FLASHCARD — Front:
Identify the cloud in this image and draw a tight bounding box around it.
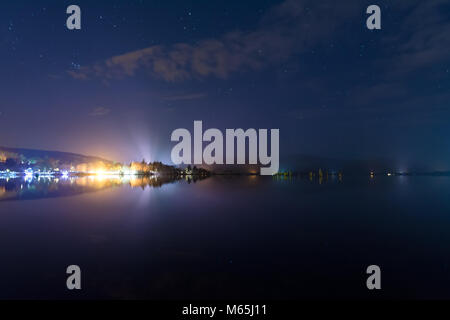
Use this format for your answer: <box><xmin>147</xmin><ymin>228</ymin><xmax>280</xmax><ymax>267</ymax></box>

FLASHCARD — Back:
<box><xmin>345</xmin><ymin>0</ymin><xmax>450</xmax><ymax>110</ymax></box>
<box><xmin>380</xmin><ymin>0</ymin><xmax>450</xmax><ymax>76</ymax></box>
<box><xmin>68</xmin><ymin>0</ymin><xmax>358</xmax><ymax>82</ymax></box>
<box><xmin>162</xmin><ymin>93</ymin><xmax>207</xmax><ymax>101</ymax></box>
<box><xmin>48</xmin><ymin>74</ymin><xmax>63</xmax><ymax>80</ymax></box>
<box><xmin>68</xmin><ymin>0</ymin><xmax>449</xmax><ymax>85</ymax></box>
<box><xmin>89</xmin><ymin>107</ymin><xmax>111</xmax><ymax>117</ymax></box>
<box><xmin>67</xmin><ymin>71</ymin><xmax>88</xmax><ymax>80</ymax></box>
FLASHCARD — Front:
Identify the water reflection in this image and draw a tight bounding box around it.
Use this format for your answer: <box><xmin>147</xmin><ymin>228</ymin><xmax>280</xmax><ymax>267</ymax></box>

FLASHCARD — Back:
<box><xmin>0</xmin><ymin>175</ymin><xmax>208</xmax><ymax>201</ymax></box>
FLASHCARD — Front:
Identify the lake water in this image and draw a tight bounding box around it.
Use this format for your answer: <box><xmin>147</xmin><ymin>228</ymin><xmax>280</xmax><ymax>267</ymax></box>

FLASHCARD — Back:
<box><xmin>1</xmin><ymin>174</ymin><xmax>450</xmax><ymax>299</ymax></box>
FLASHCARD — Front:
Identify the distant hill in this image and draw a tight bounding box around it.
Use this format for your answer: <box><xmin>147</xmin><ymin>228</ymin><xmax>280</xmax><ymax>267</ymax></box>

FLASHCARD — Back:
<box><xmin>0</xmin><ymin>146</ymin><xmax>113</xmax><ymax>166</ymax></box>
<box><xmin>281</xmin><ymin>154</ymin><xmax>435</xmax><ymax>174</ymax></box>
<box><xmin>198</xmin><ymin>163</ymin><xmax>261</xmax><ymax>175</ymax></box>
<box><xmin>198</xmin><ymin>154</ymin><xmax>396</xmax><ymax>174</ymax></box>
<box><xmin>280</xmin><ymin>154</ymin><xmax>393</xmax><ymax>173</ymax></box>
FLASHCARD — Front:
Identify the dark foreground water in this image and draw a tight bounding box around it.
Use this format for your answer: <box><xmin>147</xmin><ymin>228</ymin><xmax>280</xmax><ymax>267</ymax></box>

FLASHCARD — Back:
<box><xmin>1</xmin><ymin>174</ymin><xmax>450</xmax><ymax>299</ymax></box>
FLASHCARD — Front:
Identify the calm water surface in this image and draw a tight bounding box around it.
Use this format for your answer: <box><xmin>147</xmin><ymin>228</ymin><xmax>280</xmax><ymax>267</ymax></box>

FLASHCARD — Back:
<box><xmin>1</xmin><ymin>175</ymin><xmax>450</xmax><ymax>299</ymax></box>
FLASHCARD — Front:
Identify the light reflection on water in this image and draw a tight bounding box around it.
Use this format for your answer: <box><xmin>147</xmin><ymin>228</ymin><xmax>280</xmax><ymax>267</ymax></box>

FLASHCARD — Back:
<box><xmin>1</xmin><ymin>175</ymin><xmax>450</xmax><ymax>299</ymax></box>
<box><xmin>0</xmin><ymin>175</ymin><xmax>207</xmax><ymax>201</ymax></box>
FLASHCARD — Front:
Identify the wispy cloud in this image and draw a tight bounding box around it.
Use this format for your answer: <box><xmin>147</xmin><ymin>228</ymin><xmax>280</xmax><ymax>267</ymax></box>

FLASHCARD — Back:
<box><xmin>67</xmin><ymin>0</ymin><xmax>358</xmax><ymax>82</ymax></box>
<box><xmin>162</xmin><ymin>93</ymin><xmax>207</xmax><ymax>101</ymax></box>
<box><xmin>89</xmin><ymin>107</ymin><xmax>111</xmax><ymax>117</ymax></box>
<box><xmin>68</xmin><ymin>0</ymin><xmax>449</xmax><ymax>87</ymax></box>
<box><xmin>347</xmin><ymin>0</ymin><xmax>450</xmax><ymax>109</ymax></box>
<box><xmin>381</xmin><ymin>0</ymin><xmax>450</xmax><ymax>76</ymax></box>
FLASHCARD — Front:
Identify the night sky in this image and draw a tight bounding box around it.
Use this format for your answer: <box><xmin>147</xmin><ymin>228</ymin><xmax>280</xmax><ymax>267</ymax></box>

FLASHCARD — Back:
<box><xmin>1</xmin><ymin>0</ymin><xmax>449</xmax><ymax>170</ymax></box>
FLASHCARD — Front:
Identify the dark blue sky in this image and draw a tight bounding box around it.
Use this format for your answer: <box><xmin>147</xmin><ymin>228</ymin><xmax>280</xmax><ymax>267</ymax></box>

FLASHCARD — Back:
<box><xmin>1</xmin><ymin>0</ymin><xmax>449</xmax><ymax>170</ymax></box>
